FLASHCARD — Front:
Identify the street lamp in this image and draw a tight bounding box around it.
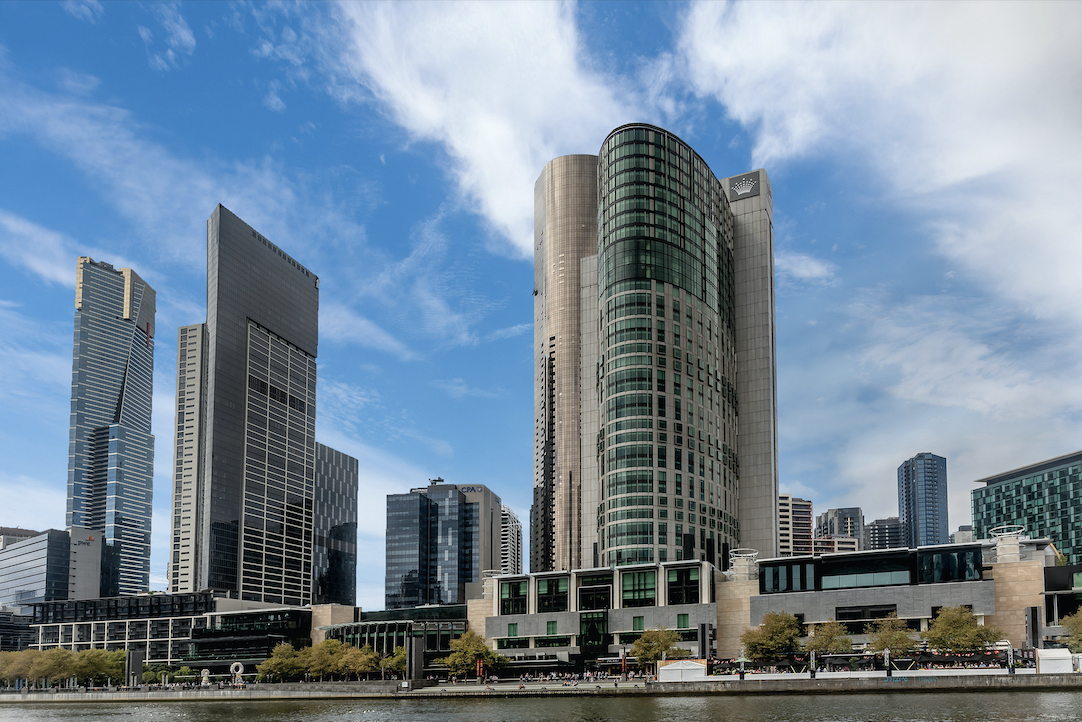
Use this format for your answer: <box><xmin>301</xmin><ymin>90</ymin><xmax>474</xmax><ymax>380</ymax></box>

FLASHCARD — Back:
<box><xmin>620</xmin><ymin>643</ymin><xmax>627</xmax><ymax>680</ymax></box>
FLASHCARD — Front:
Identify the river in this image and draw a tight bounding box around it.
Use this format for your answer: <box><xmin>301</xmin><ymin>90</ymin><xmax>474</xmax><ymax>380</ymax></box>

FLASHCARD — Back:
<box><xmin>2</xmin><ymin>691</ymin><xmax>1082</xmax><ymax>722</ymax></box>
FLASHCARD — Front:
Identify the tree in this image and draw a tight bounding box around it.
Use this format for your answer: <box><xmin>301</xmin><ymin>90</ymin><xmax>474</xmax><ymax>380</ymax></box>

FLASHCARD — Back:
<box><xmin>864</xmin><ymin>613</ymin><xmax>918</xmax><ymax>655</ymax></box>
<box><xmin>256</xmin><ymin>643</ymin><xmax>305</xmax><ymax>682</ymax></box>
<box><xmin>921</xmin><ymin>606</ymin><xmax>1003</xmax><ymax>653</ymax></box>
<box><xmin>741</xmin><ymin>611</ymin><xmax>802</xmax><ymax>661</ymax></box>
<box><xmin>630</xmin><ymin>628</ymin><xmax>689</xmax><ymax>673</ymax></box>
<box><xmin>29</xmin><ymin>648</ymin><xmax>75</xmax><ymax>686</ymax></box>
<box><xmin>336</xmin><ymin>644</ymin><xmax>378</xmax><ymax>680</ymax></box>
<box><xmin>434</xmin><ymin>631</ymin><xmax>506</xmax><ymax>677</ymax></box>
<box><xmin>304</xmin><ymin>640</ymin><xmax>344</xmax><ymax>681</ymax></box>
<box><xmin>1059</xmin><ymin>610</ymin><xmax>1082</xmax><ymax>653</ymax></box>
<box><xmin>380</xmin><ymin>645</ymin><xmax>409</xmax><ymax>679</ymax></box>
<box><xmin>176</xmin><ymin>666</ymin><xmax>195</xmax><ymax>680</ymax></box>
<box><xmin>4</xmin><ymin>650</ymin><xmax>40</xmax><ymax>686</ymax></box>
<box><xmin>73</xmin><ymin>649</ymin><xmax>124</xmax><ymax>686</ymax></box>
<box><xmin>803</xmin><ymin>619</ymin><xmax>852</xmax><ymax>654</ymax></box>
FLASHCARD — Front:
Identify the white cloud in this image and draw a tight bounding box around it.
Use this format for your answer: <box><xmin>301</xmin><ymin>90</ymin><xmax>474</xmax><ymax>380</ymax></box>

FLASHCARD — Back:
<box><xmin>263</xmin><ymin>80</ymin><xmax>287</xmax><ymax>112</ymax></box>
<box><xmin>774</xmin><ymin>251</ymin><xmax>836</xmax><ymax>286</ymax></box>
<box><xmin>486</xmin><ymin>323</ymin><xmax>530</xmax><ymax>342</ymax></box>
<box><xmin>432</xmin><ymin>378</ymin><xmax>498</xmax><ymax>399</ymax></box>
<box><xmin>140</xmin><ymin>3</ymin><xmax>197</xmax><ymax>71</ymax></box>
<box><xmin>0</xmin><ymin>210</ymin><xmax>75</xmax><ymax>286</ymax></box>
<box><xmin>321</xmin><ymin>303</ymin><xmax>414</xmax><ymax>360</ymax></box>
<box><xmin>327</xmin><ymin>2</ymin><xmax>633</xmax><ymax>256</ymax></box>
<box><xmin>0</xmin><ymin>473</ymin><xmax>67</xmax><ymax>533</ymax></box>
<box><xmin>62</xmin><ymin>0</ymin><xmax>103</xmax><ymax>24</ymax></box>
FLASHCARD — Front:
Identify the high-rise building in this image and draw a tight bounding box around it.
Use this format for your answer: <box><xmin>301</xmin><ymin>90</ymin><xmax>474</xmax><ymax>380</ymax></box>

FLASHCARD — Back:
<box><xmin>168</xmin><ymin>205</ymin><xmax>320</xmax><ymax>605</ymax></box>
<box><xmin>313</xmin><ymin>443</ymin><xmax>359</xmax><ymax>606</ymax></box>
<box><xmin>0</xmin><ymin>528</ymin><xmax>101</xmax><ymax>609</ymax></box>
<box><xmin>778</xmin><ymin>494</ymin><xmax>813</xmax><ymax>556</ymax></box>
<box><xmin>531</xmin><ymin>123</ymin><xmax>778</xmax><ymax>572</ymax></box>
<box><xmin>972</xmin><ymin>449</ymin><xmax>1082</xmax><ymax>563</ymax></box>
<box><xmin>950</xmin><ymin>525</ymin><xmax>975</xmax><ymax>544</ymax></box>
<box><xmin>898</xmin><ymin>452</ymin><xmax>949</xmax><ymax>547</ymax></box>
<box><xmin>385</xmin><ymin>479</ymin><xmax>503</xmax><ymax>609</ymax></box>
<box><xmin>815</xmin><ymin>507</ymin><xmax>865</xmax><ymax>550</ymax></box>
<box><xmin>67</xmin><ymin>257</ymin><xmax>155</xmax><ymax>596</ymax></box>
<box><xmin>865</xmin><ymin>516</ymin><xmax>903</xmax><ymax>550</ymax></box>
<box><xmin>500</xmin><ymin>505</ymin><xmax>522</xmax><ymax>574</ymax></box>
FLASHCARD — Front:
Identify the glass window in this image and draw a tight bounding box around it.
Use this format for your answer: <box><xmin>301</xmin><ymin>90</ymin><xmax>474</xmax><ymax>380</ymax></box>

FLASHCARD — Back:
<box><xmin>507</xmin><ymin>623</ymin><xmax>518</xmax><ymax>637</ymax></box>
<box><xmin>500</xmin><ymin>580</ymin><xmax>527</xmax><ymax>615</ymax></box>
<box><xmin>547</xmin><ymin>620</ymin><xmax>558</xmax><ymax>635</ymax></box>
<box><xmin>677</xmin><ymin>613</ymin><xmax>689</xmax><ymax>629</ymax></box>
<box><xmin>633</xmin><ymin>615</ymin><xmax>644</xmax><ymax>632</ymax></box>
<box><xmin>537</xmin><ymin>577</ymin><xmax>569</xmax><ymax>613</ymax></box>
<box><xmin>622</xmin><ymin>570</ymin><xmax>657</xmax><ymax>607</ymax></box>
<box><xmin>667</xmin><ymin>566</ymin><xmax>700</xmax><ymax>604</ymax></box>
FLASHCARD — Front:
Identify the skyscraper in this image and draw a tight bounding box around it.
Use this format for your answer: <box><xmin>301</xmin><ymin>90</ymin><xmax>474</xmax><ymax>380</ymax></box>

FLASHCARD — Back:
<box><xmin>531</xmin><ymin>123</ymin><xmax>779</xmax><ymax>571</ymax></box>
<box><xmin>385</xmin><ymin>479</ymin><xmax>503</xmax><ymax>609</ymax></box>
<box><xmin>864</xmin><ymin>516</ymin><xmax>903</xmax><ymax>550</ymax></box>
<box><xmin>778</xmin><ymin>494</ymin><xmax>813</xmax><ymax>556</ymax></box>
<box><xmin>500</xmin><ymin>505</ymin><xmax>522</xmax><ymax>574</ymax></box>
<box><xmin>815</xmin><ymin>507</ymin><xmax>865</xmax><ymax>550</ymax></box>
<box><xmin>313</xmin><ymin>443</ymin><xmax>359</xmax><ymax>606</ymax></box>
<box><xmin>898</xmin><ymin>452</ymin><xmax>949</xmax><ymax>547</ymax></box>
<box><xmin>170</xmin><ymin>205</ymin><xmax>320</xmax><ymax>605</ymax></box>
<box><xmin>67</xmin><ymin>257</ymin><xmax>155</xmax><ymax>596</ymax></box>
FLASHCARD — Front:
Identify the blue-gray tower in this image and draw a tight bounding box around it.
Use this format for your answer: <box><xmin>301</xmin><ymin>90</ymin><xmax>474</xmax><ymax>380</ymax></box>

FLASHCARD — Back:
<box><xmin>67</xmin><ymin>257</ymin><xmax>156</xmax><ymax>596</ymax></box>
<box><xmin>897</xmin><ymin>452</ymin><xmax>948</xmax><ymax>547</ymax></box>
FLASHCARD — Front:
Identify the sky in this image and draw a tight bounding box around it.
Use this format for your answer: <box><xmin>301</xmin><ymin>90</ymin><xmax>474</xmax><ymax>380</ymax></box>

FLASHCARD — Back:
<box><xmin>1</xmin><ymin>1</ymin><xmax>1081</xmax><ymax>611</ymax></box>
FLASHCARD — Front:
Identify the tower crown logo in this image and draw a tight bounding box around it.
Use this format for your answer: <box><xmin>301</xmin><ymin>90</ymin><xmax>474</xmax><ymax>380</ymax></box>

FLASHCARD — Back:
<box><xmin>732</xmin><ymin>177</ymin><xmax>758</xmax><ymax>196</ymax></box>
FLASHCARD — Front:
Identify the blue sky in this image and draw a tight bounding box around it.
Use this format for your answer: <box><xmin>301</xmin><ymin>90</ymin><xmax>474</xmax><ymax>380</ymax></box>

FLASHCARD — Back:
<box><xmin>1</xmin><ymin>1</ymin><xmax>1080</xmax><ymax>610</ymax></box>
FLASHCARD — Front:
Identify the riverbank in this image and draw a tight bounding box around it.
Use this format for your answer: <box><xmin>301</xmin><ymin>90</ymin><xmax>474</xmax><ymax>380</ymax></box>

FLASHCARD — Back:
<box><xmin>4</xmin><ymin>672</ymin><xmax>1082</xmax><ymax>703</ymax></box>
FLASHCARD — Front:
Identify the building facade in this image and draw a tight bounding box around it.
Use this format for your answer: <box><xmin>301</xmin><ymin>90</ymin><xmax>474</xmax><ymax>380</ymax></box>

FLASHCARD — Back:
<box><xmin>815</xmin><ymin>507</ymin><xmax>864</xmax><ymax>550</ymax></box>
<box><xmin>0</xmin><ymin>528</ymin><xmax>101</xmax><ymax>610</ymax></box>
<box><xmin>67</xmin><ymin>257</ymin><xmax>156</xmax><ymax>596</ymax></box>
<box><xmin>532</xmin><ymin>124</ymin><xmax>778</xmax><ymax>573</ymax></box>
<box><xmin>864</xmin><ymin>516</ymin><xmax>903</xmax><ymax>550</ymax></box>
<box><xmin>501</xmin><ymin>506</ymin><xmax>523</xmax><ymax>574</ymax></box>
<box><xmin>169</xmin><ymin>205</ymin><xmax>320</xmax><ymax>605</ymax></box>
<box><xmin>312</xmin><ymin>443</ymin><xmax>359</xmax><ymax>606</ymax></box>
<box><xmin>778</xmin><ymin>494</ymin><xmax>813</xmax><ymax>556</ymax></box>
<box><xmin>972</xmin><ymin>449</ymin><xmax>1082</xmax><ymax>563</ymax></box>
<box><xmin>898</xmin><ymin>452</ymin><xmax>949</xmax><ymax>547</ymax></box>
<box><xmin>385</xmin><ymin>480</ymin><xmax>503</xmax><ymax>609</ymax></box>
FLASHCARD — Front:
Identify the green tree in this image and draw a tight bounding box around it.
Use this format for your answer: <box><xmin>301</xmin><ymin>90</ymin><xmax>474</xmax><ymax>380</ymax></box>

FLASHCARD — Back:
<box><xmin>380</xmin><ymin>645</ymin><xmax>409</xmax><ymax>679</ymax></box>
<box><xmin>304</xmin><ymin>639</ymin><xmax>344</xmax><ymax>680</ymax></box>
<box><xmin>1059</xmin><ymin>610</ymin><xmax>1082</xmax><ymax>653</ymax></box>
<box><xmin>921</xmin><ymin>606</ymin><xmax>1003</xmax><ymax>653</ymax></box>
<box><xmin>256</xmin><ymin>642</ymin><xmax>305</xmax><ymax>682</ymax></box>
<box><xmin>864</xmin><ymin>613</ymin><xmax>918</xmax><ymax>655</ymax></box>
<box><xmin>29</xmin><ymin>648</ymin><xmax>75</xmax><ymax>687</ymax></box>
<box><xmin>434</xmin><ymin>631</ymin><xmax>506</xmax><ymax>677</ymax></box>
<box><xmin>741</xmin><ymin>611</ymin><xmax>802</xmax><ymax>661</ymax></box>
<box><xmin>176</xmin><ymin>665</ymin><xmax>195</xmax><ymax>680</ymax></box>
<box><xmin>629</xmin><ymin>628</ymin><xmax>689</xmax><ymax>672</ymax></box>
<box><xmin>337</xmin><ymin>644</ymin><xmax>378</xmax><ymax>680</ymax></box>
<box><xmin>73</xmin><ymin>649</ymin><xmax>124</xmax><ymax>686</ymax></box>
<box><xmin>5</xmin><ymin>650</ymin><xmax>40</xmax><ymax>686</ymax></box>
<box><xmin>803</xmin><ymin>619</ymin><xmax>853</xmax><ymax>654</ymax></box>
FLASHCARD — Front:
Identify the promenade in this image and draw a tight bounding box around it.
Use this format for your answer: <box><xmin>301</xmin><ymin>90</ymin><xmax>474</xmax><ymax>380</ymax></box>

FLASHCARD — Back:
<box><xmin>4</xmin><ymin>669</ymin><xmax>1082</xmax><ymax>703</ymax></box>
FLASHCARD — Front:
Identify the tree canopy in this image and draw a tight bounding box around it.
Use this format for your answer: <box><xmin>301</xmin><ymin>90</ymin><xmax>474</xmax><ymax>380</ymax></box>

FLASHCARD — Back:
<box><xmin>864</xmin><ymin>613</ymin><xmax>919</xmax><ymax>655</ymax></box>
<box><xmin>435</xmin><ymin>631</ymin><xmax>507</xmax><ymax>676</ymax></box>
<box><xmin>921</xmin><ymin>606</ymin><xmax>1002</xmax><ymax>653</ymax></box>
<box><xmin>741</xmin><ymin>611</ymin><xmax>803</xmax><ymax>661</ymax></box>
<box><xmin>803</xmin><ymin>619</ymin><xmax>852</xmax><ymax>654</ymax></box>
<box><xmin>1058</xmin><ymin>610</ymin><xmax>1082</xmax><ymax>653</ymax></box>
<box><xmin>629</xmin><ymin>628</ymin><xmax>690</xmax><ymax>669</ymax></box>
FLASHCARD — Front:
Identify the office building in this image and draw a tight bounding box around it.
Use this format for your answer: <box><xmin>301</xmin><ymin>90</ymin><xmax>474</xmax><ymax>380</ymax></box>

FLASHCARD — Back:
<box><xmin>169</xmin><ymin>205</ymin><xmax>320</xmax><ymax>605</ymax></box>
<box><xmin>898</xmin><ymin>452</ymin><xmax>949</xmax><ymax>547</ymax></box>
<box><xmin>312</xmin><ymin>443</ymin><xmax>359</xmax><ymax>606</ymax></box>
<box><xmin>67</xmin><ymin>257</ymin><xmax>155</xmax><ymax>596</ymax></box>
<box><xmin>501</xmin><ymin>506</ymin><xmax>522</xmax><ymax>574</ymax></box>
<box><xmin>812</xmin><ymin>536</ymin><xmax>859</xmax><ymax>554</ymax></box>
<box><xmin>815</xmin><ymin>507</ymin><xmax>864</xmax><ymax>550</ymax></box>
<box><xmin>0</xmin><ymin>528</ymin><xmax>39</xmax><ymax>551</ymax></box>
<box><xmin>778</xmin><ymin>494</ymin><xmax>813</xmax><ymax>556</ymax></box>
<box><xmin>972</xmin><ymin>449</ymin><xmax>1082</xmax><ymax>563</ymax></box>
<box><xmin>532</xmin><ymin>123</ymin><xmax>779</xmax><ymax>573</ymax></box>
<box><xmin>865</xmin><ymin>516</ymin><xmax>903</xmax><ymax>550</ymax></box>
<box><xmin>951</xmin><ymin>525</ymin><xmax>975</xmax><ymax>544</ymax></box>
<box><xmin>385</xmin><ymin>479</ymin><xmax>503</xmax><ymax>609</ymax></box>
<box><xmin>0</xmin><ymin>528</ymin><xmax>101</xmax><ymax>610</ymax></box>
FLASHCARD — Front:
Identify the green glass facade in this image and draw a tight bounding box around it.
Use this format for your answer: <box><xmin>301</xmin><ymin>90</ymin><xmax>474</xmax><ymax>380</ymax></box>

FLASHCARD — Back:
<box><xmin>972</xmin><ymin>450</ymin><xmax>1082</xmax><ymax>563</ymax></box>
<box><xmin>595</xmin><ymin>124</ymin><xmax>740</xmax><ymax>566</ymax></box>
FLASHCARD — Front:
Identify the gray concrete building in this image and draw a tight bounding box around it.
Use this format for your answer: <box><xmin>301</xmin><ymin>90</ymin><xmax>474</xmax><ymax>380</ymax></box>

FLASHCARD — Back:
<box><xmin>67</xmin><ymin>257</ymin><xmax>156</xmax><ymax>596</ymax></box>
<box><xmin>816</xmin><ymin>507</ymin><xmax>865</xmax><ymax>551</ymax></box>
<box><xmin>865</xmin><ymin>516</ymin><xmax>903</xmax><ymax>550</ymax></box>
<box><xmin>532</xmin><ymin>124</ymin><xmax>779</xmax><ymax>574</ymax></box>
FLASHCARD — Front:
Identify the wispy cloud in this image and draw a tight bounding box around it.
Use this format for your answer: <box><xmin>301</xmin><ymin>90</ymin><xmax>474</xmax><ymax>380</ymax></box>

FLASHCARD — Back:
<box><xmin>486</xmin><ymin>323</ymin><xmax>530</xmax><ymax>342</ymax></box>
<box><xmin>432</xmin><ymin>378</ymin><xmax>499</xmax><ymax>399</ymax></box>
<box><xmin>62</xmin><ymin>0</ymin><xmax>103</xmax><ymax>24</ymax></box>
<box><xmin>139</xmin><ymin>3</ymin><xmax>197</xmax><ymax>72</ymax></box>
<box><xmin>321</xmin><ymin>303</ymin><xmax>415</xmax><ymax>360</ymax></box>
<box><xmin>0</xmin><ymin>210</ymin><xmax>76</xmax><ymax>286</ymax></box>
<box><xmin>774</xmin><ymin>251</ymin><xmax>836</xmax><ymax>287</ymax></box>
<box><xmin>0</xmin><ymin>473</ymin><xmax>67</xmax><ymax>533</ymax></box>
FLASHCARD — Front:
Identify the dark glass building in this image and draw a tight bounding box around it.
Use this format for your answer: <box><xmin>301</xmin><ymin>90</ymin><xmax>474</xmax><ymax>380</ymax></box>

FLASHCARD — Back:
<box><xmin>898</xmin><ymin>452</ymin><xmax>949</xmax><ymax>547</ymax></box>
<box><xmin>385</xmin><ymin>480</ymin><xmax>502</xmax><ymax>609</ymax></box>
<box><xmin>864</xmin><ymin>516</ymin><xmax>903</xmax><ymax>550</ymax></box>
<box><xmin>171</xmin><ymin>205</ymin><xmax>320</xmax><ymax>605</ymax></box>
<box><xmin>313</xmin><ymin>443</ymin><xmax>358</xmax><ymax>606</ymax></box>
<box><xmin>67</xmin><ymin>257</ymin><xmax>155</xmax><ymax>596</ymax></box>
<box><xmin>972</xmin><ymin>449</ymin><xmax>1082</xmax><ymax>563</ymax></box>
<box><xmin>0</xmin><ymin>530</ymin><xmax>71</xmax><ymax>608</ymax></box>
